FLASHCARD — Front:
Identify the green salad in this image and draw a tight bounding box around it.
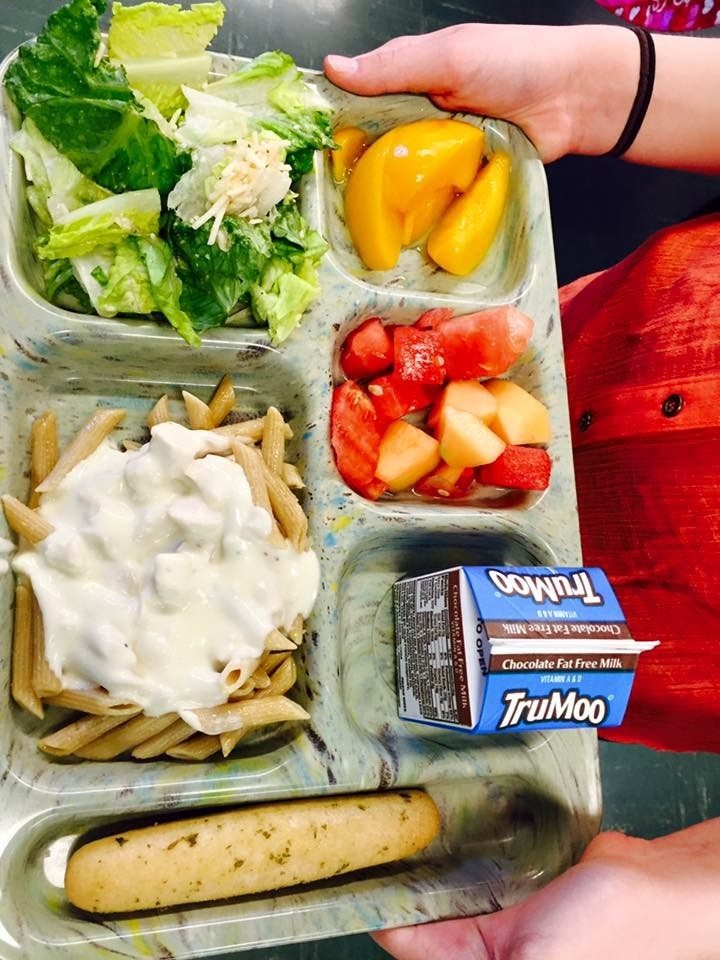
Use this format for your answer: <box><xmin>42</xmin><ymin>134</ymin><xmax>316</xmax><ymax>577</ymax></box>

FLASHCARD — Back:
<box><xmin>4</xmin><ymin>0</ymin><xmax>334</xmax><ymax>346</ymax></box>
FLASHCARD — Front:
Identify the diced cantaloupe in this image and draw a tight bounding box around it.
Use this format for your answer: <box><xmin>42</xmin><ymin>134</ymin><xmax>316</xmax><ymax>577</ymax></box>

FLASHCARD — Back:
<box><xmin>438</xmin><ymin>406</ymin><xmax>506</xmax><ymax>468</ymax></box>
<box><xmin>414</xmin><ymin>461</ymin><xmax>475</xmax><ymax>499</ymax></box>
<box><xmin>375</xmin><ymin>420</ymin><xmax>441</xmax><ymax>492</ymax></box>
<box><xmin>427</xmin><ymin>380</ymin><xmax>498</xmax><ymax>430</ymax></box>
<box><xmin>484</xmin><ymin>379</ymin><xmax>552</xmax><ymax>445</ymax></box>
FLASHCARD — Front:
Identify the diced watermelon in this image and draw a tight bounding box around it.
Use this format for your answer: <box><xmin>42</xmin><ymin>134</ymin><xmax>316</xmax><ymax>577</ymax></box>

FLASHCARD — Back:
<box><xmin>414</xmin><ymin>462</ymin><xmax>475</xmax><ymax>499</ymax></box>
<box><xmin>355</xmin><ymin>477</ymin><xmax>388</xmax><ymax>500</ymax></box>
<box><xmin>435</xmin><ymin>305</ymin><xmax>534</xmax><ymax>379</ymax></box>
<box><xmin>475</xmin><ymin>445</ymin><xmax>551</xmax><ymax>491</ymax></box>
<box><xmin>393</xmin><ymin>326</ymin><xmax>446</xmax><ymax>384</ymax></box>
<box><xmin>415</xmin><ymin>307</ymin><xmax>454</xmax><ymax>330</ymax></box>
<box><xmin>340</xmin><ymin>317</ymin><xmax>394</xmax><ymax>380</ymax></box>
<box><xmin>330</xmin><ymin>382</ymin><xmax>383</xmax><ymax>492</ymax></box>
<box><xmin>367</xmin><ymin>374</ymin><xmax>439</xmax><ymax>421</ymax></box>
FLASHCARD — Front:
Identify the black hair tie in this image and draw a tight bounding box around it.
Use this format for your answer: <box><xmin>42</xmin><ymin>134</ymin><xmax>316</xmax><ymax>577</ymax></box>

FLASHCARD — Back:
<box><xmin>606</xmin><ymin>27</ymin><xmax>656</xmax><ymax>158</ymax></box>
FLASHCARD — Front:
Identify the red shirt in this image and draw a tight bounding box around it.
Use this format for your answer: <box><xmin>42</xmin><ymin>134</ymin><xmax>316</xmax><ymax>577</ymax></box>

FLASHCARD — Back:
<box><xmin>594</xmin><ymin>1</ymin><xmax>720</xmax><ymax>31</ymax></box>
<box><xmin>561</xmin><ymin>214</ymin><xmax>720</xmax><ymax>753</ymax></box>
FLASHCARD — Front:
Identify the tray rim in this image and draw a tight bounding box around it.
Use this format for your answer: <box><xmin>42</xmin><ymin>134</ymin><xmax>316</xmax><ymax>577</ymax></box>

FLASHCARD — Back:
<box><xmin>0</xmin><ymin>35</ymin><xmax>600</xmax><ymax>960</ymax></box>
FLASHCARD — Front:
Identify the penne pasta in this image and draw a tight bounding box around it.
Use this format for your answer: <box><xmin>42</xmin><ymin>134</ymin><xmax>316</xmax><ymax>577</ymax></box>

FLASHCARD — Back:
<box><xmin>249</xmin><ymin>667</ymin><xmax>271</xmax><ymax>690</ymax></box>
<box><xmin>208</xmin><ymin>375</ymin><xmax>236</xmax><ymax>427</ymax></box>
<box><xmin>259</xmin><ymin>651</ymin><xmax>292</xmax><ymax>675</ymax></box>
<box><xmin>182</xmin><ymin>390</ymin><xmax>214</xmax><ymax>430</ymax></box>
<box><xmin>214</xmin><ymin>417</ymin><xmax>293</xmax><ymax>442</ymax></box>
<box><xmin>288</xmin><ymin>614</ymin><xmax>305</xmax><ymax>644</ymax></box>
<box><xmin>232</xmin><ymin>440</ymin><xmax>273</xmax><ymax>516</ymax></box>
<box><xmin>2</xmin><ymin>495</ymin><xmax>54</xmax><ymax>544</ymax></box>
<box><xmin>45</xmin><ymin>689</ymin><xmax>140</xmax><ymax>716</ymax></box>
<box><xmin>219</xmin><ymin>659</ymin><xmax>298</xmax><ymax>756</ymax></box>
<box><xmin>9</xmin><ymin>376</ymin><xmax>315</xmax><ymax>765</ymax></box>
<box><xmin>11</xmin><ymin>580</ymin><xmax>43</xmax><ymax>718</ymax></box>
<box><xmin>132</xmin><ymin>718</ymin><xmax>196</xmax><ymax>759</ymax></box>
<box><xmin>188</xmin><ymin>695</ymin><xmax>309</xmax><ymax>736</ymax></box>
<box><xmin>213</xmin><ymin>419</ymin><xmax>265</xmax><ymax>442</ymax></box>
<box><xmin>229</xmin><ymin>682</ymin><xmax>255</xmax><ymax>701</ymax></box>
<box><xmin>260</xmin><ymin>462</ymin><xmax>309</xmax><ymax>551</ymax></box>
<box><xmin>31</xmin><ymin>593</ymin><xmax>62</xmax><ymax>698</ymax></box>
<box><xmin>265</xmin><ymin>628</ymin><xmax>297</xmax><ymax>652</ymax></box>
<box><xmin>261</xmin><ymin>406</ymin><xmax>286</xmax><ymax>474</ymax></box>
<box><xmin>166</xmin><ymin>734</ymin><xmax>221</xmax><ymax>761</ymax></box>
<box><xmin>36</xmin><ymin>409</ymin><xmax>126</xmax><ymax>493</ymax></box>
<box><xmin>147</xmin><ymin>394</ymin><xmax>170</xmax><ymax>428</ymax></box>
<box><xmin>261</xmin><ymin>656</ymin><xmax>297</xmax><ymax>699</ymax></box>
<box><xmin>74</xmin><ymin>714</ymin><xmax>178</xmax><ymax>760</ymax></box>
<box><xmin>39</xmin><ymin>713</ymin><xmax>140</xmax><ymax>757</ymax></box>
<box><xmin>281</xmin><ymin>462</ymin><xmax>304</xmax><ymax>489</ymax></box>
<box><xmin>219</xmin><ymin>726</ymin><xmax>249</xmax><ymax>757</ymax></box>
<box><xmin>29</xmin><ymin>410</ymin><xmax>58</xmax><ymax>508</ymax></box>
<box><xmin>232</xmin><ymin>441</ymin><xmax>285</xmax><ymax>546</ymax></box>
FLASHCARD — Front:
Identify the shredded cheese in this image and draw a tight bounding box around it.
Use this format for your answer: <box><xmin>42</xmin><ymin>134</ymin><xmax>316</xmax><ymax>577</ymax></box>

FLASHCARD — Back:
<box><xmin>191</xmin><ymin>132</ymin><xmax>292</xmax><ymax>245</ymax></box>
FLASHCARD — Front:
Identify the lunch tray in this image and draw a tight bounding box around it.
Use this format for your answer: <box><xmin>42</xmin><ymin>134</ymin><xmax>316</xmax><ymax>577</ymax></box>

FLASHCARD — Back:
<box><xmin>0</xmin><ymin>51</ymin><xmax>601</xmax><ymax>959</ymax></box>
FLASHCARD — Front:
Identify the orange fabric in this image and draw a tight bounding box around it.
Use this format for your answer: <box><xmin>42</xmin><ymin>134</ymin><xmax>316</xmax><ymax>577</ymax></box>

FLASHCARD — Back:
<box><xmin>561</xmin><ymin>214</ymin><xmax>720</xmax><ymax>753</ymax></box>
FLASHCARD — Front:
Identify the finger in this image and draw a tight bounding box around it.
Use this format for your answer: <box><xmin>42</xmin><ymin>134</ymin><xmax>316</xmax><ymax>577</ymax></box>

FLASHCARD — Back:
<box><xmin>371</xmin><ymin>915</ymin><xmax>495</xmax><ymax>960</ymax></box>
<box><xmin>580</xmin><ymin>830</ymin><xmax>648</xmax><ymax>865</ymax></box>
<box><xmin>324</xmin><ymin>31</ymin><xmax>456</xmax><ymax>96</ymax></box>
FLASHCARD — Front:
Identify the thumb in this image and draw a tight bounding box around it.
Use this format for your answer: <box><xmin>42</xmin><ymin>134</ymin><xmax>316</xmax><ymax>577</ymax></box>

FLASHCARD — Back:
<box><xmin>324</xmin><ymin>33</ymin><xmax>453</xmax><ymax>96</ymax></box>
<box><xmin>371</xmin><ymin>913</ymin><xmax>499</xmax><ymax>960</ymax></box>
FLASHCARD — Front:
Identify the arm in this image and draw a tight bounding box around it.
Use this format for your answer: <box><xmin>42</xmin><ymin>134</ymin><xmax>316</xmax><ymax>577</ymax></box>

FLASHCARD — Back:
<box><xmin>374</xmin><ymin>819</ymin><xmax>720</xmax><ymax>960</ymax></box>
<box><xmin>324</xmin><ymin>25</ymin><xmax>720</xmax><ymax>172</ymax></box>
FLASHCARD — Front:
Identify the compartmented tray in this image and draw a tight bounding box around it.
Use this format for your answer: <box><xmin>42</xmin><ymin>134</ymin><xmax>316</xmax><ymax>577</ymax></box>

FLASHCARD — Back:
<box><xmin>0</xmin><ymin>49</ymin><xmax>601</xmax><ymax>960</ymax></box>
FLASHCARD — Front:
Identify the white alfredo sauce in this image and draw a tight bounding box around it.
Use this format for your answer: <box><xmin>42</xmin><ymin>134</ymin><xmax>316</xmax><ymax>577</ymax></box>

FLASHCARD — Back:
<box><xmin>12</xmin><ymin>422</ymin><xmax>319</xmax><ymax>718</ymax></box>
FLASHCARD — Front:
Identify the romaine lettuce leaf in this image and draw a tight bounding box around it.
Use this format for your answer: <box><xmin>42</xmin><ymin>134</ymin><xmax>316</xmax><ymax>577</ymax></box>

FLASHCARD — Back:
<box><xmin>36</xmin><ymin>189</ymin><xmax>161</xmax><ymax>260</ymax></box>
<box><xmin>250</xmin><ymin>256</ymin><xmax>320</xmax><ymax>345</ymax></box>
<box><xmin>258</xmin><ymin>112</ymin><xmax>334</xmax><ymax>179</ymax></box>
<box><xmin>91</xmin><ymin>236</ymin><xmax>199</xmax><ymax>346</ymax></box>
<box><xmin>205</xmin><ymin>51</ymin><xmax>334</xmax><ymax>179</ymax></box>
<box><xmin>4</xmin><ymin>0</ymin><xmax>189</xmax><ymax>193</ymax></box>
<box><xmin>107</xmin><ymin>1</ymin><xmax>225</xmax><ymax>117</ymax></box>
<box><xmin>270</xmin><ymin>201</ymin><xmax>328</xmax><ymax>265</ymax></box>
<box><xmin>42</xmin><ymin>259</ymin><xmax>93</xmax><ymax>312</ymax></box>
<box><xmin>248</xmin><ymin>203</ymin><xmax>325</xmax><ymax>342</ymax></box>
<box><xmin>11</xmin><ymin>119</ymin><xmax>111</xmax><ymax>226</ymax></box>
<box><xmin>177</xmin><ymin>88</ymin><xmax>249</xmax><ymax>148</ymax></box>
<box><xmin>108</xmin><ymin>1</ymin><xmax>225</xmax><ymax>58</ymax></box>
<box><xmin>168</xmin><ymin>213</ymin><xmax>273</xmax><ymax>331</ymax></box>
<box><xmin>136</xmin><ymin>236</ymin><xmax>201</xmax><ymax>346</ymax></box>
<box><xmin>206</xmin><ymin>51</ymin><xmax>295</xmax><ymax>106</ymax></box>
<box><xmin>96</xmin><ymin>238</ymin><xmax>157</xmax><ymax>316</ymax></box>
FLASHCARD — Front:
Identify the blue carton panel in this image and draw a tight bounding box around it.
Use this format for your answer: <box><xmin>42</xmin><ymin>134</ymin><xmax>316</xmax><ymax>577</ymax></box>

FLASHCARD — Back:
<box><xmin>477</xmin><ymin>671</ymin><xmax>636</xmax><ymax>733</ymax></box>
<box><xmin>464</xmin><ymin>566</ymin><xmax>625</xmax><ymax>623</ymax></box>
<box><xmin>394</xmin><ymin>565</ymin><xmax>653</xmax><ymax>735</ymax></box>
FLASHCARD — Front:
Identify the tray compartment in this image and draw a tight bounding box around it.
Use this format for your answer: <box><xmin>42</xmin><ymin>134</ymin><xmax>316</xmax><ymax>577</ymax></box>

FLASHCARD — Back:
<box><xmin>338</xmin><ymin>526</ymin><xmax>555</xmax><ymax>741</ymax></box>
<box><xmin>329</xmin><ymin>300</ymin><xmax>560</xmax><ymax>509</ymax></box>
<box><xmin>0</xmin><ymin>769</ymin><xmax>599</xmax><ymax>959</ymax></box>
<box><xmin>317</xmin><ymin>90</ymin><xmax>535</xmax><ymax>304</ymax></box>
<box><xmin>0</xmin><ymin>335</ymin><xmax>322</xmax><ymax>787</ymax></box>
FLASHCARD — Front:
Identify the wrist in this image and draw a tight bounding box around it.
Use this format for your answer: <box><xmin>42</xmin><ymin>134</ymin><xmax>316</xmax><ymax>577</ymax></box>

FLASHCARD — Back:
<box><xmin>564</xmin><ymin>25</ymin><xmax>641</xmax><ymax>156</ymax></box>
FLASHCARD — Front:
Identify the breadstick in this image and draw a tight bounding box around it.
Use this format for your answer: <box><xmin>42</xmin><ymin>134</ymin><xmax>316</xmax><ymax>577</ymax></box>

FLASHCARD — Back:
<box><xmin>65</xmin><ymin>791</ymin><xmax>441</xmax><ymax>912</ymax></box>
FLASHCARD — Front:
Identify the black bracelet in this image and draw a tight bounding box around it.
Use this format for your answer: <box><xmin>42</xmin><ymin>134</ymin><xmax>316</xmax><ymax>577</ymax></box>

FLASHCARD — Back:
<box><xmin>606</xmin><ymin>27</ymin><xmax>656</xmax><ymax>158</ymax></box>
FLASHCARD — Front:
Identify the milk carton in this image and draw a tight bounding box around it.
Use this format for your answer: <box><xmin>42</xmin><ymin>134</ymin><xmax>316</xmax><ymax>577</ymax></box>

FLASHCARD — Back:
<box><xmin>393</xmin><ymin>566</ymin><xmax>657</xmax><ymax>734</ymax></box>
